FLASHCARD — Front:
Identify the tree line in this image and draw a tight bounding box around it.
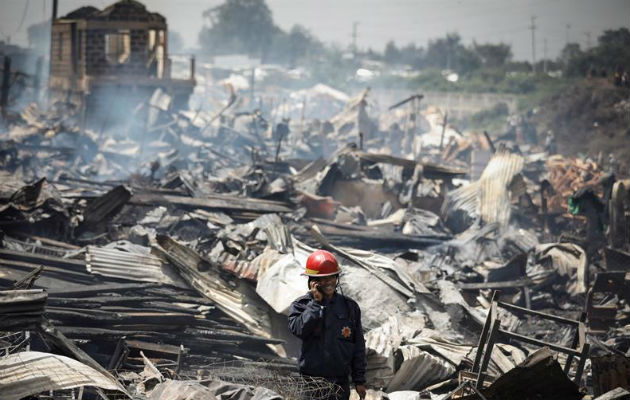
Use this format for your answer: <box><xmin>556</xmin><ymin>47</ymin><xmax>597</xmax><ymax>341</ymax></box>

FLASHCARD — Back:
<box><xmin>197</xmin><ymin>0</ymin><xmax>629</xmax><ymax>79</ymax></box>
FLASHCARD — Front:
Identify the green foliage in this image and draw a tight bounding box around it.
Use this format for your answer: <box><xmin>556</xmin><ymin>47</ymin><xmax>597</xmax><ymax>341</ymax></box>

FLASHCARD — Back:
<box><xmin>198</xmin><ymin>0</ymin><xmax>326</xmax><ymax>66</ymax></box>
<box><xmin>194</xmin><ymin>0</ymin><xmax>627</xmax><ymax>107</ymax></box>
<box><xmin>561</xmin><ymin>28</ymin><xmax>630</xmax><ymax>77</ymax></box>
<box><xmin>594</xmin><ymin>28</ymin><xmax>630</xmax><ymax>70</ymax></box>
<box><xmin>473</xmin><ymin>42</ymin><xmax>512</xmax><ymax>68</ymax></box>
<box><xmin>424</xmin><ymin>33</ymin><xmax>481</xmax><ymax>74</ymax></box>
<box><xmin>198</xmin><ymin>0</ymin><xmax>277</xmax><ymax>58</ymax></box>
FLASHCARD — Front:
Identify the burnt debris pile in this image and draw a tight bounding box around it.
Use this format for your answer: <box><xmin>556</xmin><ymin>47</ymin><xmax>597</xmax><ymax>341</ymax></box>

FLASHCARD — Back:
<box><xmin>0</xmin><ymin>80</ymin><xmax>629</xmax><ymax>400</ymax></box>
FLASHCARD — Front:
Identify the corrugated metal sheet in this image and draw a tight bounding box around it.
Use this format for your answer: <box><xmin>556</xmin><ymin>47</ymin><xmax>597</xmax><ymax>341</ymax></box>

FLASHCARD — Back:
<box><xmin>155</xmin><ymin>235</ymin><xmax>273</xmax><ymax>342</ymax></box>
<box><xmin>85</xmin><ymin>246</ymin><xmax>182</xmax><ymax>286</ymax></box>
<box><xmin>148</xmin><ymin>380</ymin><xmax>217</xmax><ymax>400</ymax></box>
<box><xmin>447</xmin><ymin>148</ymin><xmax>524</xmax><ymax>226</ymax></box>
<box><xmin>386</xmin><ymin>345</ymin><xmax>456</xmax><ymax>391</ymax></box>
<box><xmin>221</xmin><ymin>258</ymin><xmax>260</xmax><ymax>281</ymax></box>
<box><xmin>0</xmin><ymin>351</ymin><xmax>124</xmax><ymax>400</ymax></box>
<box><xmin>365</xmin><ymin>317</ymin><xmax>403</xmax><ymax>389</ymax></box>
<box><xmin>0</xmin><ymin>289</ymin><xmax>47</xmax><ymax>331</ymax></box>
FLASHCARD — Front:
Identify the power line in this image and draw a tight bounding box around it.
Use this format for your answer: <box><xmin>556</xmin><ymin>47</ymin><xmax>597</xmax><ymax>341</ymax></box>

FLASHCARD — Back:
<box><xmin>0</xmin><ymin>0</ymin><xmax>31</xmax><ymax>43</ymax></box>
<box><xmin>15</xmin><ymin>0</ymin><xmax>31</xmax><ymax>35</ymax></box>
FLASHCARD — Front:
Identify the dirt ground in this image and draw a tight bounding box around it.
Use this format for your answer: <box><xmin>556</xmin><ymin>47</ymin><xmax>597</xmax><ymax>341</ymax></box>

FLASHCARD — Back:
<box><xmin>532</xmin><ymin>79</ymin><xmax>630</xmax><ymax>176</ymax></box>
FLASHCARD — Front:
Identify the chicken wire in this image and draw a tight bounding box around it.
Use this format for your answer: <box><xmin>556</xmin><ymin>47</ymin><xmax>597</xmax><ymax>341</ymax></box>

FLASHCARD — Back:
<box><xmin>184</xmin><ymin>360</ymin><xmax>341</xmax><ymax>400</ymax></box>
<box><xmin>0</xmin><ymin>331</ymin><xmax>31</xmax><ymax>356</ymax></box>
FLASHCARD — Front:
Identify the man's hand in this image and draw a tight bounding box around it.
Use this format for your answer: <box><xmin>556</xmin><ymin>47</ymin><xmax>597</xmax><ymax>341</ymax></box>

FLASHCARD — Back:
<box><xmin>355</xmin><ymin>384</ymin><xmax>367</xmax><ymax>400</ymax></box>
<box><xmin>309</xmin><ymin>280</ymin><xmax>323</xmax><ymax>302</ymax></box>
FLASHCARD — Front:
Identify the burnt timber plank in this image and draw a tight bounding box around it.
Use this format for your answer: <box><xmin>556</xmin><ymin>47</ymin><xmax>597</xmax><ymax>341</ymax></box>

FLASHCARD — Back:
<box><xmin>130</xmin><ymin>193</ymin><xmax>292</xmax><ymax>213</ymax></box>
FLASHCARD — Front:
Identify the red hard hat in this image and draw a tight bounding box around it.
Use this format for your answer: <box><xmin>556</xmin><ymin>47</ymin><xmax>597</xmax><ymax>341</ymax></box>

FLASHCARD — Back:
<box><xmin>303</xmin><ymin>250</ymin><xmax>340</xmax><ymax>277</ymax></box>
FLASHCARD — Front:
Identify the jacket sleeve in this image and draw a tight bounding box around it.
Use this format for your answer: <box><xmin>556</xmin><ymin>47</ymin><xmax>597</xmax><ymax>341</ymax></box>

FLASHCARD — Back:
<box><xmin>351</xmin><ymin>303</ymin><xmax>367</xmax><ymax>385</ymax></box>
<box><xmin>288</xmin><ymin>297</ymin><xmax>324</xmax><ymax>339</ymax></box>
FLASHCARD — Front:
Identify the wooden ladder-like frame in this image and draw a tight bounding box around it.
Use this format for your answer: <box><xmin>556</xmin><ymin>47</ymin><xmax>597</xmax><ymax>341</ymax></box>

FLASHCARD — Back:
<box><xmin>471</xmin><ymin>290</ymin><xmax>589</xmax><ymax>389</ymax></box>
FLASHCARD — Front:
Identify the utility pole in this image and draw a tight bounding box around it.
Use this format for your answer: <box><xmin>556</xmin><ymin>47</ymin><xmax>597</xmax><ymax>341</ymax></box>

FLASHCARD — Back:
<box><xmin>34</xmin><ymin>56</ymin><xmax>43</xmax><ymax>104</ymax></box>
<box><xmin>47</xmin><ymin>0</ymin><xmax>59</xmax><ymax>109</ymax></box>
<box><xmin>543</xmin><ymin>38</ymin><xmax>548</xmax><ymax>74</ymax></box>
<box><xmin>439</xmin><ymin>112</ymin><xmax>448</xmax><ymax>152</ymax></box>
<box><xmin>565</xmin><ymin>23</ymin><xmax>571</xmax><ymax>45</ymax></box>
<box><xmin>351</xmin><ymin>21</ymin><xmax>359</xmax><ymax>57</ymax></box>
<box><xmin>250</xmin><ymin>66</ymin><xmax>255</xmax><ymax>106</ymax></box>
<box><xmin>1</xmin><ymin>56</ymin><xmax>11</xmax><ymax>120</ymax></box>
<box><xmin>529</xmin><ymin>16</ymin><xmax>537</xmax><ymax>73</ymax></box>
<box><xmin>583</xmin><ymin>31</ymin><xmax>592</xmax><ymax>49</ymax></box>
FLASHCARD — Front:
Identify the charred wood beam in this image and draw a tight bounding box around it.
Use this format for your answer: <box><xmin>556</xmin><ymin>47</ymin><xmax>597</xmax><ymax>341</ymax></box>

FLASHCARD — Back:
<box><xmin>388</xmin><ymin>94</ymin><xmax>423</xmax><ymax>110</ymax></box>
<box><xmin>308</xmin><ymin>218</ymin><xmax>449</xmax><ymax>249</ymax></box>
<box><xmin>58</xmin><ymin>326</ymin><xmax>174</xmax><ymax>340</ymax></box>
<box><xmin>47</xmin><ymin>295</ymin><xmax>164</xmax><ymax>307</ymax></box>
<box><xmin>497</xmin><ymin>300</ymin><xmax>581</xmax><ymax>326</ymax></box>
<box><xmin>130</xmin><ymin>193</ymin><xmax>292</xmax><ymax>213</ymax></box>
<box><xmin>12</xmin><ymin>265</ymin><xmax>44</xmax><ymax>289</ymax></box>
<box><xmin>185</xmin><ymin>328</ymin><xmax>284</xmax><ymax>345</ymax></box>
<box><xmin>45</xmin><ymin>306</ymin><xmax>197</xmax><ymax>327</ymax></box>
<box><xmin>9</xmin><ymin>232</ymin><xmax>80</xmax><ymax>249</ymax></box>
<box><xmin>124</xmin><ymin>339</ymin><xmax>188</xmax><ymax>356</ymax></box>
<box><xmin>37</xmin><ymin>319</ymin><xmax>130</xmax><ymax>397</ymax></box>
<box><xmin>0</xmin><ymin>289</ymin><xmax>47</xmax><ymax>330</ymax></box>
<box><xmin>355</xmin><ymin>151</ymin><xmax>466</xmax><ymax>179</ymax></box>
<box><xmin>458</xmin><ymin>279</ymin><xmax>533</xmax><ymax>290</ymax></box>
<box><xmin>47</xmin><ymin>282</ymin><xmax>162</xmax><ymax>297</ymax></box>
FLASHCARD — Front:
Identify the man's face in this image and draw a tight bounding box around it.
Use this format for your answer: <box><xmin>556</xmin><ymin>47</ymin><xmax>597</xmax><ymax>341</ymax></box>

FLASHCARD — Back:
<box><xmin>312</xmin><ymin>275</ymin><xmax>338</xmax><ymax>297</ymax></box>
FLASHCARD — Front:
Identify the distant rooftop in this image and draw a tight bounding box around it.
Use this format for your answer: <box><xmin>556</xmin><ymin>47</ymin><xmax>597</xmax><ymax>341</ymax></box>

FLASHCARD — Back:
<box><xmin>62</xmin><ymin>0</ymin><xmax>165</xmax><ymax>23</ymax></box>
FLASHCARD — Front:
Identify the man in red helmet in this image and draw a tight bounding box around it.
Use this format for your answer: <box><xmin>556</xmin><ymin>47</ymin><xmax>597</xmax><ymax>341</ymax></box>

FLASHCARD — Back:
<box><xmin>288</xmin><ymin>250</ymin><xmax>367</xmax><ymax>400</ymax></box>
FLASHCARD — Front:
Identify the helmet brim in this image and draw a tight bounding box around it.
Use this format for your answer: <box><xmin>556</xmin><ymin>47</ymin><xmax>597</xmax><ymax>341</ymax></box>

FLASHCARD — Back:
<box><xmin>301</xmin><ymin>271</ymin><xmax>340</xmax><ymax>277</ymax></box>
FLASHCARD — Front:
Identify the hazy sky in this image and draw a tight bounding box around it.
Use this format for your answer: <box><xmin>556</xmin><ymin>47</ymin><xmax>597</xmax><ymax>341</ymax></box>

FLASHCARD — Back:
<box><xmin>1</xmin><ymin>0</ymin><xmax>628</xmax><ymax>60</ymax></box>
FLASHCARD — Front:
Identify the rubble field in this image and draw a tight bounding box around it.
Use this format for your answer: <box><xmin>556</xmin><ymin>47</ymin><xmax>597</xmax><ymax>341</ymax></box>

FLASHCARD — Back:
<box><xmin>0</xmin><ymin>81</ymin><xmax>629</xmax><ymax>400</ymax></box>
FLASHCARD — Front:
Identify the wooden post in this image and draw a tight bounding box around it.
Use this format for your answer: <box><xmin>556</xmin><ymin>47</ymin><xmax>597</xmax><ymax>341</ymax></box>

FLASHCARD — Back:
<box><xmin>1</xmin><ymin>56</ymin><xmax>11</xmax><ymax>120</ymax></box>
<box><xmin>47</xmin><ymin>0</ymin><xmax>59</xmax><ymax>109</ymax></box>
<box><xmin>176</xmin><ymin>344</ymin><xmax>184</xmax><ymax>375</ymax></box>
<box><xmin>439</xmin><ymin>111</ymin><xmax>448</xmax><ymax>151</ymax></box>
<box><xmin>540</xmin><ymin>180</ymin><xmax>551</xmax><ymax>237</ymax></box>
<box><xmin>476</xmin><ymin>321</ymin><xmax>500</xmax><ymax>389</ymax></box>
<box><xmin>298</xmin><ymin>97</ymin><xmax>306</xmax><ymax>143</ymax></box>
<box><xmin>190</xmin><ymin>55</ymin><xmax>196</xmax><ymax>80</ymax></box>
<box><xmin>34</xmin><ymin>56</ymin><xmax>43</xmax><ymax>103</ymax></box>
<box><xmin>275</xmin><ymin>129</ymin><xmax>284</xmax><ymax>164</ymax></box>
<box><xmin>250</xmin><ymin>67</ymin><xmax>255</xmax><ymax>105</ymax></box>
<box><xmin>79</xmin><ymin>94</ymin><xmax>88</xmax><ymax>136</ymax></box>
<box><xmin>564</xmin><ymin>313</ymin><xmax>586</xmax><ymax>375</ymax></box>
<box><xmin>411</xmin><ymin>97</ymin><xmax>418</xmax><ymax>139</ymax></box>
<box><xmin>483</xmin><ymin>131</ymin><xmax>496</xmax><ymax>153</ymax></box>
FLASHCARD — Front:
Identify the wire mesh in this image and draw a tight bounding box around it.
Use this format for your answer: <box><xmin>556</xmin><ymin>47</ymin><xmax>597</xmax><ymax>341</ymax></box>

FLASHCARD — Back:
<box><xmin>183</xmin><ymin>360</ymin><xmax>341</xmax><ymax>400</ymax></box>
<box><xmin>0</xmin><ymin>331</ymin><xmax>30</xmax><ymax>356</ymax></box>
<box><xmin>3</xmin><ymin>237</ymin><xmax>72</xmax><ymax>258</ymax></box>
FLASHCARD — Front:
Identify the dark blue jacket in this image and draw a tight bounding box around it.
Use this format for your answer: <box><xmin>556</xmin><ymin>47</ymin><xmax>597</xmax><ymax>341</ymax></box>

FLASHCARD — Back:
<box><xmin>288</xmin><ymin>292</ymin><xmax>366</xmax><ymax>384</ymax></box>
